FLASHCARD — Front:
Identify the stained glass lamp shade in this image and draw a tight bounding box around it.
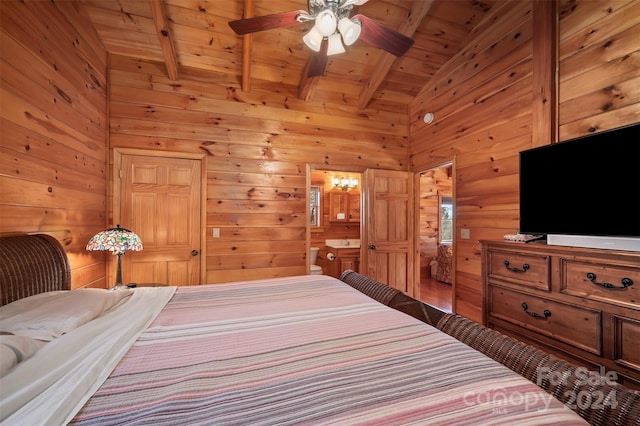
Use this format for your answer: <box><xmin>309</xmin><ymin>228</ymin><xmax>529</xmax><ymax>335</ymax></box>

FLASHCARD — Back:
<box><xmin>86</xmin><ymin>225</ymin><xmax>143</xmax><ymax>289</ymax></box>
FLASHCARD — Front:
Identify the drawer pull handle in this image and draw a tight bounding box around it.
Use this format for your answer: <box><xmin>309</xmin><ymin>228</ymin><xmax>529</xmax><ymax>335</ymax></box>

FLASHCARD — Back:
<box><xmin>586</xmin><ymin>273</ymin><xmax>633</xmax><ymax>290</ymax></box>
<box><xmin>503</xmin><ymin>260</ymin><xmax>530</xmax><ymax>273</ymax></box>
<box><xmin>521</xmin><ymin>302</ymin><xmax>551</xmax><ymax>319</ymax></box>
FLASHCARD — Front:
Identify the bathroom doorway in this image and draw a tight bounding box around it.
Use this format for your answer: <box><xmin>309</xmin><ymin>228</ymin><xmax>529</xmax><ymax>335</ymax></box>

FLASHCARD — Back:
<box><xmin>309</xmin><ymin>169</ymin><xmax>362</xmax><ymax>278</ymax></box>
<box><xmin>416</xmin><ymin>163</ymin><xmax>453</xmax><ymax>312</ymax></box>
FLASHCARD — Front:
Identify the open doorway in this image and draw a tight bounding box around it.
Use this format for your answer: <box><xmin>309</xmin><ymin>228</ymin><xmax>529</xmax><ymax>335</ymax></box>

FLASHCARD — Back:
<box><xmin>417</xmin><ymin>163</ymin><xmax>453</xmax><ymax>312</ymax></box>
<box><xmin>308</xmin><ymin>169</ymin><xmax>362</xmax><ymax>279</ymax></box>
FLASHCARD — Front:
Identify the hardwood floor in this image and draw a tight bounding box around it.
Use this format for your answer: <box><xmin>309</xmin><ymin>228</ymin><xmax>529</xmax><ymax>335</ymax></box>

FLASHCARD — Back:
<box><xmin>418</xmin><ymin>274</ymin><xmax>452</xmax><ymax>313</ymax></box>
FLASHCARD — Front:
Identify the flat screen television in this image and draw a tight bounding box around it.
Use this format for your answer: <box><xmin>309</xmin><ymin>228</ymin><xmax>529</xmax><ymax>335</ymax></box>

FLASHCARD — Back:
<box><xmin>519</xmin><ymin>122</ymin><xmax>640</xmax><ymax>252</ymax></box>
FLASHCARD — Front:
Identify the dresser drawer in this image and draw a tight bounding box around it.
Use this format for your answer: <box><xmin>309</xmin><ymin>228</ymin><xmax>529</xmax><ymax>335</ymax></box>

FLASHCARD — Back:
<box><xmin>488</xmin><ymin>286</ymin><xmax>601</xmax><ymax>355</ymax></box>
<box><xmin>487</xmin><ymin>249</ymin><xmax>550</xmax><ymax>291</ymax></box>
<box><xmin>614</xmin><ymin>315</ymin><xmax>640</xmax><ymax>372</ymax></box>
<box><xmin>561</xmin><ymin>259</ymin><xmax>639</xmax><ymax>308</ymax></box>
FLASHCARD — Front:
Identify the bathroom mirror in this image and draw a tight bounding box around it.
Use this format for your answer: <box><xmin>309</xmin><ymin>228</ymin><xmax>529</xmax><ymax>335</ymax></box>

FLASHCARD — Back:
<box><xmin>310</xmin><ymin>185</ymin><xmax>321</xmax><ymax>227</ymax></box>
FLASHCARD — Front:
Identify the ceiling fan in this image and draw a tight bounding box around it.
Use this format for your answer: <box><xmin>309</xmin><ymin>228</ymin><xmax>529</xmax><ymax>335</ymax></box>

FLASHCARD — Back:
<box><xmin>228</xmin><ymin>0</ymin><xmax>414</xmax><ymax>77</ymax></box>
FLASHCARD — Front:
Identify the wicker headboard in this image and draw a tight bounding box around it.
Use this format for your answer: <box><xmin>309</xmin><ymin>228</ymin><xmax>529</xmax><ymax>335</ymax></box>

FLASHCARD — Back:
<box><xmin>0</xmin><ymin>234</ymin><xmax>71</xmax><ymax>306</ymax></box>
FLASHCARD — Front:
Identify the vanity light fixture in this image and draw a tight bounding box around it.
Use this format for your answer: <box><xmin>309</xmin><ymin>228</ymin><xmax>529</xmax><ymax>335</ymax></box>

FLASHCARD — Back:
<box><xmin>332</xmin><ymin>177</ymin><xmax>358</xmax><ymax>191</ymax></box>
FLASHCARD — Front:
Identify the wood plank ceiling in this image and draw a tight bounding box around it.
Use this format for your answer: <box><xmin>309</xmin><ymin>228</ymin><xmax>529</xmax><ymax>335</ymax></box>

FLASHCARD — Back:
<box><xmin>80</xmin><ymin>0</ymin><xmax>496</xmax><ymax>111</ymax></box>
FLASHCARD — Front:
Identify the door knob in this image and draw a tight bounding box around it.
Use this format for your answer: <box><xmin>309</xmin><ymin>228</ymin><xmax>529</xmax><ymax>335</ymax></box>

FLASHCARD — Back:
<box><xmin>368</xmin><ymin>244</ymin><xmax>377</xmax><ymax>250</ymax></box>
<box><xmin>191</xmin><ymin>250</ymin><xmax>199</xmax><ymax>256</ymax></box>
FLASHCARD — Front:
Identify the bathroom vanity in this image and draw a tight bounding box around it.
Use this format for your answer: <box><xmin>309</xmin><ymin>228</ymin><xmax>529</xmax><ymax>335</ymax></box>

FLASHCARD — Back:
<box><xmin>327</xmin><ymin>248</ymin><xmax>360</xmax><ymax>278</ymax></box>
<box><xmin>326</xmin><ymin>239</ymin><xmax>360</xmax><ymax>278</ymax></box>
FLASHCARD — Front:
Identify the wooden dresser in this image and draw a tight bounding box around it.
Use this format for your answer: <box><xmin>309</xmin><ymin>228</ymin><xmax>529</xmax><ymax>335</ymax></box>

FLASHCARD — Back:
<box><xmin>481</xmin><ymin>240</ymin><xmax>640</xmax><ymax>388</ymax></box>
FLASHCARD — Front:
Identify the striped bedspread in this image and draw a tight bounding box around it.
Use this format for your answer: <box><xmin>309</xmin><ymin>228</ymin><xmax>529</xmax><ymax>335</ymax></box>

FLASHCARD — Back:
<box><xmin>71</xmin><ymin>275</ymin><xmax>586</xmax><ymax>425</ymax></box>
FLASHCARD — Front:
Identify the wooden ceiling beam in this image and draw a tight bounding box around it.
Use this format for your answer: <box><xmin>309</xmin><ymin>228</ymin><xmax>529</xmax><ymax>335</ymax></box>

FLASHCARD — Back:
<box><xmin>299</xmin><ymin>63</ymin><xmax>320</xmax><ymax>102</ymax></box>
<box><xmin>149</xmin><ymin>0</ymin><xmax>179</xmax><ymax>80</ymax></box>
<box><xmin>298</xmin><ymin>48</ymin><xmax>323</xmax><ymax>101</ymax></box>
<box><xmin>298</xmin><ymin>53</ymin><xmax>320</xmax><ymax>101</ymax></box>
<box><xmin>240</xmin><ymin>0</ymin><xmax>255</xmax><ymax>92</ymax></box>
<box><xmin>299</xmin><ymin>41</ymin><xmax>329</xmax><ymax>101</ymax></box>
<box><xmin>357</xmin><ymin>0</ymin><xmax>434</xmax><ymax>110</ymax></box>
<box><xmin>299</xmin><ymin>40</ymin><xmax>329</xmax><ymax>101</ymax></box>
<box><xmin>532</xmin><ymin>0</ymin><xmax>558</xmax><ymax>147</ymax></box>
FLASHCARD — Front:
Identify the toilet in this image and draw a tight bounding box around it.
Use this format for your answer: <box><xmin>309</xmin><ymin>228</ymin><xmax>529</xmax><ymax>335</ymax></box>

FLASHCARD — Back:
<box><xmin>310</xmin><ymin>247</ymin><xmax>323</xmax><ymax>275</ymax></box>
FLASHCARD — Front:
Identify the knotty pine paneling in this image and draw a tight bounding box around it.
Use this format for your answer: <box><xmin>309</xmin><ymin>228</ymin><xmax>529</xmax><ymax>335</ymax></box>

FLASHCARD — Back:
<box><xmin>3</xmin><ymin>0</ymin><xmax>636</xmax><ymax>300</ymax></box>
<box><xmin>410</xmin><ymin>0</ymin><xmax>535</xmax><ymax>322</ymax></box>
<box><xmin>81</xmin><ymin>0</ymin><xmax>485</xmax><ymax>116</ymax></box>
<box><xmin>409</xmin><ymin>0</ymin><xmax>640</xmax><ymax>323</ymax></box>
<box><xmin>0</xmin><ymin>0</ymin><xmax>108</xmax><ymax>289</ymax></box>
<box><xmin>108</xmin><ymin>54</ymin><xmax>407</xmax><ymax>283</ymax></box>
<box><xmin>558</xmin><ymin>0</ymin><xmax>640</xmax><ymax>138</ymax></box>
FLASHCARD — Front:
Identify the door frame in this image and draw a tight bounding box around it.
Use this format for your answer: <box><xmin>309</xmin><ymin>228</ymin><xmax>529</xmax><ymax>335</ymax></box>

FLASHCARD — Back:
<box><xmin>306</xmin><ymin>164</ymin><xmax>365</xmax><ymax>274</ymax></box>
<box><xmin>306</xmin><ymin>165</ymin><xmax>415</xmax><ymax>293</ymax></box>
<box><xmin>113</xmin><ymin>148</ymin><xmax>208</xmax><ymax>284</ymax></box>
<box><xmin>413</xmin><ymin>158</ymin><xmax>456</xmax><ymax>311</ymax></box>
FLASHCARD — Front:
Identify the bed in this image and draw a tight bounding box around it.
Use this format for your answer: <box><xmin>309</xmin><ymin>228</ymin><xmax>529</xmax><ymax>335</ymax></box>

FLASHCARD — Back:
<box><xmin>0</xmin><ymin>234</ymin><xmax>632</xmax><ymax>425</ymax></box>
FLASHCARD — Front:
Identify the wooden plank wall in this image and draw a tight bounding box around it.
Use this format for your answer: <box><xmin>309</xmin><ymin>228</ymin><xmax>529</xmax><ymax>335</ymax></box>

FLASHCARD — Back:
<box><xmin>2</xmin><ymin>0</ymin><xmax>636</xmax><ymax>301</ymax></box>
<box><xmin>409</xmin><ymin>0</ymin><xmax>640</xmax><ymax>323</ymax></box>
<box><xmin>557</xmin><ymin>0</ymin><xmax>640</xmax><ymax>135</ymax></box>
<box><xmin>0</xmin><ymin>0</ymin><xmax>108</xmax><ymax>289</ymax></box>
<box><xmin>108</xmin><ymin>55</ymin><xmax>408</xmax><ymax>283</ymax></box>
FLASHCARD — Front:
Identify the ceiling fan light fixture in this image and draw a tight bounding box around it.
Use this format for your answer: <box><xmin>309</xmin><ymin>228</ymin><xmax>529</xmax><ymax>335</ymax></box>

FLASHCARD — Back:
<box><xmin>326</xmin><ymin>33</ymin><xmax>346</xmax><ymax>56</ymax></box>
<box><xmin>303</xmin><ymin>26</ymin><xmax>324</xmax><ymax>52</ymax></box>
<box><xmin>337</xmin><ymin>17</ymin><xmax>361</xmax><ymax>46</ymax></box>
<box><xmin>315</xmin><ymin>9</ymin><xmax>337</xmax><ymax>36</ymax></box>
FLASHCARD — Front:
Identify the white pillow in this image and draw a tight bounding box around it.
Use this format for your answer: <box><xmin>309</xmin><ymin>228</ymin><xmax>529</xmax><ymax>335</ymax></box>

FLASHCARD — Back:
<box><xmin>0</xmin><ymin>334</ymin><xmax>47</xmax><ymax>377</ymax></box>
<box><xmin>0</xmin><ymin>288</ymin><xmax>132</xmax><ymax>341</ymax></box>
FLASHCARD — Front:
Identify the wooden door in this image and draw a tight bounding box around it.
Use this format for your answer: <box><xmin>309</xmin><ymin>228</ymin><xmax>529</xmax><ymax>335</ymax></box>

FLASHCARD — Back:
<box><xmin>119</xmin><ymin>153</ymin><xmax>202</xmax><ymax>286</ymax></box>
<box><xmin>362</xmin><ymin>169</ymin><xmax>415</xmax><ymax>296</ymax></box>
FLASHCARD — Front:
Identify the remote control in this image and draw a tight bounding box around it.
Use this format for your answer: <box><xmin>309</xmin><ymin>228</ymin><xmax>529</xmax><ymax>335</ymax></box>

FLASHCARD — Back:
<box><xmin>503</xmin><ymin>234</ymin><xmax>544</xmax><ymax>242</ymax></box>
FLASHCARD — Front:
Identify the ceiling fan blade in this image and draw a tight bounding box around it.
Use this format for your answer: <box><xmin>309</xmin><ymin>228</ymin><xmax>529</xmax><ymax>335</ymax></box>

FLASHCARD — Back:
<box><xmin>352</xmin><ymin>14</ymin><xmax>414</xmax><ymax>57</ymax></box>
<box><xmin>308</xmin><ymin>39</ymin><xmax>329</xmax><ymax>77</ymax></box>
<box><xmin>229</xmin><ymin>10</ymin><xmax>307</xmax><ymax>35</ymax></box>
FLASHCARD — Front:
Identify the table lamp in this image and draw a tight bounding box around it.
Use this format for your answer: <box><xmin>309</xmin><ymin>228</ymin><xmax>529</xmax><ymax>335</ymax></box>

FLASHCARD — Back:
<box><xmin>86</xmin><ymin>225</ymin><xmax>143</xmax><ymax>289</ymax></box>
